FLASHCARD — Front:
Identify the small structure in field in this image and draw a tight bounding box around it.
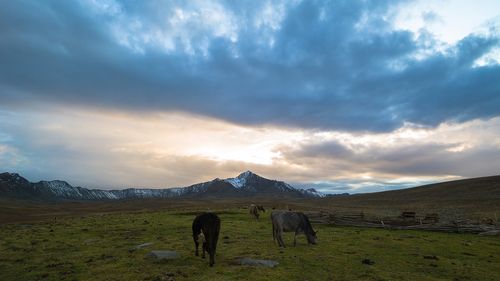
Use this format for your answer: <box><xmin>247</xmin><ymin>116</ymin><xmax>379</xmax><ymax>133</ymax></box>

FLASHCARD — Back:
<box><xmin>400</xmin><ymin>211</ymin><xmax>416</xmax><ymax>221</ymax></box>
<box><xmin>423</xmin><ymin>213</ymin><xmax>440</xmax><ymax>224</ymax></box>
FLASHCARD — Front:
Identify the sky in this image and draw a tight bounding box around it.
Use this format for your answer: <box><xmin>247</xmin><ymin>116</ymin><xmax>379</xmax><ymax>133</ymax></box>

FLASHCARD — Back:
<box><xmin>0</xmin><ymin>0</ymin><xmax>499</xmax><ymax>194</ymax></box>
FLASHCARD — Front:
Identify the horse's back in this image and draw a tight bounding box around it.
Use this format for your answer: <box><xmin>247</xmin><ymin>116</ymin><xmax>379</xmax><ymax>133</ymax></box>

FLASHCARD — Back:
<box><xmin>192</xmin><ymin>212</ymin><xmax>220</xmax><ymax>235</ymax></box>
<box><xmin>271</xmin><ymin>211</ymin><xmax>302</xmax><ymax>232</ymax></box>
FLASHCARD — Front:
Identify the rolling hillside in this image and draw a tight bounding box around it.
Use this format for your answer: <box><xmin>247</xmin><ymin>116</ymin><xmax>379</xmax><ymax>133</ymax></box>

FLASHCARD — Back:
<box><xmin>318</xmin><ymin>175</ymin><xmax>500</xmax><ymax>217</ymax></box>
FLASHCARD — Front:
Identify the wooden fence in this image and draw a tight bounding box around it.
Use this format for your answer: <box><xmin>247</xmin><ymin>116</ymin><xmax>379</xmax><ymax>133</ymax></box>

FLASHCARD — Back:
<box><xmin>305</xmin><ymin>210</ymin><xmax>499</xmax><ymax>234</ymax></box>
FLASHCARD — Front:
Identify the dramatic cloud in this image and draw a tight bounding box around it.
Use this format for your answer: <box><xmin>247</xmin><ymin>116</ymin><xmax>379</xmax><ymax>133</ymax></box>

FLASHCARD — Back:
<box><xmin>278</xmin><ymin>117</ymin><xmax>500</xmax><ymax>192</ymax></box>
<box><xmin>1</xmin><ymin>0</ymin><xmax>499</xmax><ymax>132</ymax></box>
<box><xmin>1</xmin><ymin>106</ymin><xmax>499</xmax><ymax>193</ymax></box>
<box><xmin>0</xmin><ymin>107</ymin><xmax>306</xmax><ymax>188</ymax></box>
<box><xmin>1</xmin><ymin>0</ymin><xmax>499</xmax><ymax>192</ymax></box>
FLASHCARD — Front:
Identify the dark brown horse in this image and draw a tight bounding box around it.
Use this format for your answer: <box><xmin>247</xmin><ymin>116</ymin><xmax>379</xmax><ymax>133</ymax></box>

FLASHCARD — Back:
<box><xmin>192</xmin><ymin>212</ymin><xmax>221</xmax><ymax>267</ymax></box>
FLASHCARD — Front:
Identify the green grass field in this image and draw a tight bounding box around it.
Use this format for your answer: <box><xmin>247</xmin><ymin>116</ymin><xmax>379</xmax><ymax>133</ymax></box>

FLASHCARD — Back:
<box><xmin>0</xmin><ymin>209</ymin><xmax>499</xmax><ymax>281</ymax></box>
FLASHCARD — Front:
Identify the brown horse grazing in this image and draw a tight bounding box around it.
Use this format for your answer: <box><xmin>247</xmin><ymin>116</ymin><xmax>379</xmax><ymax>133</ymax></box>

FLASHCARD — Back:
<box><xmin>192</xmin><ymin>212</ymin><xmax>220</xmax><ymax>266</ymax></box>
<box><xmin>249</xmin><ymin>204</ymin><xmax>265</xmax><ymax>220</ymax></box>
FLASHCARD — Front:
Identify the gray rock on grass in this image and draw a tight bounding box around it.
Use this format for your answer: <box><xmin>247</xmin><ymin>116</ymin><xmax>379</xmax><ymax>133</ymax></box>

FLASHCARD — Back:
<box><xmin>238</xmin><ymin>258</ymin><xmax>279</xmax><ymax>267</ymax></box>
<box><xmin>129</xmin><ymin>242</ymin><xmax>154</xmax><ymax>252</ymax></box>
<box><xmin>146</xmin><ymin>250</ymin><xmax>180</xmax><ymax>260</ymax></box>
<box><xmin>135</xmin><ymin>242</ymin><xmax>154</xmax><ymax>249</ymax></box>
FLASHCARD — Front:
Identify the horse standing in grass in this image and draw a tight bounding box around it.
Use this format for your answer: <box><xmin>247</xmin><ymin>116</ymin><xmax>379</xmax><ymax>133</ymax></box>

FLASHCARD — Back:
<box><xmin>271</xmin><ymin>211</ymin><xmax>317</xmax><ymax>247</ymax></box>
<box><xmin>249</xmin><ymin>204</ymin><xmax>265</xmax><ymax>220</ymax></box>
<box><xmin>192</xmin><ymin>212</ymin><xmax>220</xmax><ymax>267</ymax></box>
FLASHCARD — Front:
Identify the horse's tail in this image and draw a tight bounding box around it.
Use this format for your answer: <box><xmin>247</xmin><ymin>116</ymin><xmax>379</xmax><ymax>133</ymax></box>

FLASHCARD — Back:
<box><xmin>208</xmin><ymin>214</ymin><xmax>221</xmax><ymax>248</ymax></box>
<box><xmin>271</xmin><ymin>215</ymin><xmax>276</xmax><ymax>242</ymax></box>
<box><xmin>207</xmin><ymin>214</ymin><xmax>221</xmax><ymax>267</ymax></box>
<box><xmin>192</xmin><ymin>216</ymin><xmax>200</xmax><ymax>241</ymax></box>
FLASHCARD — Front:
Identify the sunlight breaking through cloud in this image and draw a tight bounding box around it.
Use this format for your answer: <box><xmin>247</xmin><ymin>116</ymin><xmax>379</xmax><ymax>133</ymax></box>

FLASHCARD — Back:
<box><xmin>1</xmin><ymin>106</ymin><xmax>499</xmax><ymax>193</ymax></box>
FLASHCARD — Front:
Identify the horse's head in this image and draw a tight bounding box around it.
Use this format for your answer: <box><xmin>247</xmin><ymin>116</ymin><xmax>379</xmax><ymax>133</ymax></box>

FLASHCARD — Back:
<box><xmin>307</xmin><ymin>230</ymin><xmax>318</xmax><ymax>245</ymax></box>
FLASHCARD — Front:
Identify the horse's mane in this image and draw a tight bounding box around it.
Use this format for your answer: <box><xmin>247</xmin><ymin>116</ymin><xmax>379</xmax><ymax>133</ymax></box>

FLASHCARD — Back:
<box><xmin>298</xmin><ymin>212</ymin><xmax>315</xmax><ymax>235</ymax></box>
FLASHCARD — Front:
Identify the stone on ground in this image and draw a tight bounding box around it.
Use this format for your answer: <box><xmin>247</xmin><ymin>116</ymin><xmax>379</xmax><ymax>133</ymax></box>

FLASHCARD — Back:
<box><xmin>146</xmin><ymin>250</ymin><xmax>180</xmax><ymax>260</ymax></box>
<box><xmin>129</xmin><ymin>242</ymin><xmax>154</xmax><ymax>252</ymax></box>
<box><xmin>238</xmin><ymin>258</ymin><xmax>279</xmax><ymax>267</ymax></box>
<box><xmin>136</xmin><ymin>242</ymin><xmax>154</xmax><ymax>249</ymax></box>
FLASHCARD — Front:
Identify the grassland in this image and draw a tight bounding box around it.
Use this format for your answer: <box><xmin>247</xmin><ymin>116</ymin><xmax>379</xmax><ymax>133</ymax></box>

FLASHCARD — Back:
<box><xmin>0</xmin><ymin>208</ymin><xmax>499</xmax><ymax>281</ymax></box>
<box><xmin>3</xmin><ymin>175</ymin><xmax>500</xmax><ymax>226</ymax></box>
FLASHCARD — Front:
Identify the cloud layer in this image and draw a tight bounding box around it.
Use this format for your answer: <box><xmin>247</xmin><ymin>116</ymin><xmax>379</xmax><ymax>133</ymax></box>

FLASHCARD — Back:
<box><xmin>1</xmin><ymin>107</ymin><xmax>499</xmax><ymax>193</ymax></box>
<box><xmin>1</xmin><ymin>0</ymin><xmax>499</xmax><ymax>132</ymax></box>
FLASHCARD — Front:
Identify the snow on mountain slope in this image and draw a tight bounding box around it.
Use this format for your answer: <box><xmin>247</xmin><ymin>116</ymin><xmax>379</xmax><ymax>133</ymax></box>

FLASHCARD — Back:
<box><xmin>224</xmin><ymin>170</ymin><xmax>251</xmax><ymax>188</ymax></box>
<box><xmin>299</xmin><ymin>187</ymin><xmax>325</xmax><ymax>198</ymax></box>
<box><xmin>223</xmin><ymin>171</ymin><xmax>324</xmax><ymax>197</ymax></box>
<box><xmin>35</xmin><ymin>180</ymin><xmax>84</xmax><ymax>198</ymax></box>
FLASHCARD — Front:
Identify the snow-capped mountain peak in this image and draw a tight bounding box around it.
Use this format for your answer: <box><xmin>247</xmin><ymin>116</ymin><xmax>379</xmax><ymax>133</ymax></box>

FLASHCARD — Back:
<box><xmin>299</xmin><ymin>187</ymin><xmax>326</xmax><ymax>198</ymax></box>
<box><xmin>222</xmin><ymin>171</ymin><xmax>325</xmax><ymax>197</ymax></box>
<box><xmin>238</xmin><ymin>170</ymin><xmax>254</xmax><ymax>178</ymax></box>
<box><xmin>223</xmin><ymin>171</ymin><xmax>255</xmax><ymax>189</ymax></box>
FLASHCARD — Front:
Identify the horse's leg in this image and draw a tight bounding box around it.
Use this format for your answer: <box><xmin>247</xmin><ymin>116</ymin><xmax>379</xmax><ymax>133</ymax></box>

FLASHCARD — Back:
<box><xmin>194</xmin><ymin>237</ymin><xmax>199</xmax><ymax>256</ymax></box>
<box><xmin>202</xmin><ymin>242</ymin><xmax>206</xmax><ymax>259</ymax></box>
<box><xmin>280</xmin><ymin>234</ymin><xmax>286</xmax><ymax>247</ymax></box>
<box><xmin>209</xmin><ymin>245</ymin><xmax>215</xmax><ymax>267</ymax></box>
<box><xmin>278</xmin><ymin>230</ymin><xmax>286</xmax><ymax>247</ymax></box>
<box><xmin>272</xmin><ymin>223</ymin><xmax>276</xmax><ymax>243</ymax></box>
<box><xmin>209</xmin><ymin>252</ymin><xmax>214</xmax><ymax>267</ymax></box>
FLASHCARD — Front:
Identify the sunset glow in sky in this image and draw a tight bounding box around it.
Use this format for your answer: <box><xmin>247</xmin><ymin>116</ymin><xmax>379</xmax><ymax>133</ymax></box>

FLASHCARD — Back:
<box><xmin>1</xmin><ymin>0</ymin><xmax>499</xmax><ymax>193</ymax></box>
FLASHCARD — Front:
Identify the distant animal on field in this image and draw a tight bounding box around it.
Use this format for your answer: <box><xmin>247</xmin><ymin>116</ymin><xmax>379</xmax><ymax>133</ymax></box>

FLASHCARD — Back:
<box><xmin>249</xmin><ymin>204</ymin><xmax>265</xmax><ymax>220</ymax></box>
<box><xmin>192</xmin><ymin>212</ymin><xmax>221</xmax><ymax>266</ymax></box>
<box><xmin>271</xmin><ymin>211</ymin><xmax>317</xmax><ymax>247</ymax></box>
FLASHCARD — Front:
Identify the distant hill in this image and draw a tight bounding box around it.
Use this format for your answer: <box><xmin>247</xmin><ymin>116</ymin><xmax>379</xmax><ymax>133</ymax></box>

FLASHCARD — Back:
<box><xmin>331</xmin><ymin>175</ymin><xmax>500</xmax><ymax>201</ymax></box>
<box><xmin>0</xmin><ymin>171</ymin><xmax>323</xmax><ymax>201</ymax></box>
<box><xmin>321</xmin><ymin>175</ymin><xmax>500</xmax><ymax>214</ymax></box>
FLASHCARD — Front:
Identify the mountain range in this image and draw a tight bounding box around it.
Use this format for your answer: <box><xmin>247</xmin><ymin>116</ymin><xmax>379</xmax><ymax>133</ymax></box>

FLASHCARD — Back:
<box><xmin>0</xmin><ymin>171</ymin><xmax>323</xmax><ymax>201</ymax></box>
